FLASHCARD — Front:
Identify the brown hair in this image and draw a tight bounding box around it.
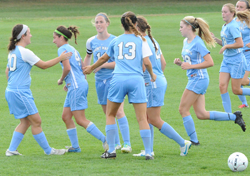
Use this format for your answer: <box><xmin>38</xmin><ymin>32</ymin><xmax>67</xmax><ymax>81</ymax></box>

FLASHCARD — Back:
<box><xmin>8</xmin><ymin>24</ymin><xmax>26</xmax><ymax>51</ymax></box>
<box><xmin>121</xmin><ymin>11</ymin><xmax>145</xmax><ymax>41</ymax></box>
<box><xmin>55</xmin><ymin>25</ymin><xmax>80</xmax><ymax>44</ymax></box>
<box><xmin>137</xmin><ymin>16</ymin><xmax>158</xmax><ymax>51</ymax></box>
<box><xmin>182</xmin><ymin>16</ymin><xmax>216</xmax><ymax>48</ymax></box>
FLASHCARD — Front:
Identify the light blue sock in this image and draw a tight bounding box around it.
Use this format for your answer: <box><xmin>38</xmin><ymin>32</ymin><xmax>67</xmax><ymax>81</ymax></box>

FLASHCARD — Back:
<box><xmin>242</xmin><ymin>88</ymin><xmax>250</xmax><ymax>96</ymax></box>
<box><xmin>9</xmin><ymin>131</ymin><xmax>24</xmax><ymax>151</ymax></box>
<box><xmin>209</xmin><ymin>111</ymin><xmax>236</xmax><ymax>121</ymax></box>
<box><xmin>160</xmin><ymin>122</ymin><xmax>185</xmax><ymax>147</ymax></box>
<box><xmin>117</xmin><ymin>116</ymin><xmax>130</xmax><ymax>145</ymax></box>
<box><xmin>140</xmin><ymin>129</ymin><xmax>151</xmax><ymax>156</ymax></box>
<box><xmin>149</xmin><ymin>124</ymin><xmax>154</xmax><ymax>153</ymax></box>
<box><xmin>33</xmin><ymin>131</ymin><xmax>52</xmax><ymax>154</ymax></box>
<box><xmin>238</xmin><ymin>86</ymin><xmax>248</xmax><ymax>105</ymax></box>
<box><xmin>183</xmin><ymin>115</ymin><xmax>198</xmax><ymax>143</ymax></box>
<box><xmin>86</xmin><ymin>123</ymin><xmax>106</xmax><ymax>143</ymax></box>
<box><xmin>221</xmin><ymin>92</ymin><xmax>232</xmax><ymax>113</ymax></box>
<box><xmin>114</xmin><ymin>119</ymin><xmax>120</xmax><ymax>146</ymax></box>
<box><xmin>67</xmin><ymin>128</ymin><xmax>79</xmax><ymax>148</ymax></box>
<box><xmin>106</xmin><ymin>124</ymin><xmax>116</xmax><ymax>153</ymax></box>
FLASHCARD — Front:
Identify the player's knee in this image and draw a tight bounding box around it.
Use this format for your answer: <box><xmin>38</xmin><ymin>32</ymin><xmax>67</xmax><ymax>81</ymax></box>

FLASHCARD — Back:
<box><xmin>232</xmin><ymin>88</ymin><xmax>241</xmax><ymax>95</ymax></box>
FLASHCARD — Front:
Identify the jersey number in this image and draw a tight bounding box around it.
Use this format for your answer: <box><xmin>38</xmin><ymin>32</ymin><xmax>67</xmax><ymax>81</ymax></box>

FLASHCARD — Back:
<box><xmin>74</xmin><ymin>50</ymin><xmax>81</xmax><ymax>66</ymax></box>
<box><xmin>9</xmin><ymin>54</ymin><xmax>17</xmax><ymax>71</ymax></box>
<box><xmin>117</xmin><ymin>42</ymin><xmax>136</xmax><ymax>60</ymax></box>
<box><xmin>183</xmin><ymin>55</ymin><xmax>192</xmax><ymax>65</ymax></box>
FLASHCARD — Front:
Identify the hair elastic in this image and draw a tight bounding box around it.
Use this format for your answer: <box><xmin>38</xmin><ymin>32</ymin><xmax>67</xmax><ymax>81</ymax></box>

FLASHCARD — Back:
<box><xmin>54</xmin><ymin>30</ymin><xmax>69</xmax><ymax>39</ymax></box>
<box><xmin>184</xmin><ymin>19</ymin><xmax>195</xmax><ymax>29</ymax></box>
<box><xmin>16</xmin><ymin>24</ymin><xmax>28</xmax><ymax>40</ymax></box>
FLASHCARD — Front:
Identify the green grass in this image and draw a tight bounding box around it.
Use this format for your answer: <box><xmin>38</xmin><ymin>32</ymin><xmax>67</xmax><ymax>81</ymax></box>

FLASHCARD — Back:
<box><xmin>0</xmin><ymin>1</ymin><xmax>249</xmax><ymax>175</ymax></box>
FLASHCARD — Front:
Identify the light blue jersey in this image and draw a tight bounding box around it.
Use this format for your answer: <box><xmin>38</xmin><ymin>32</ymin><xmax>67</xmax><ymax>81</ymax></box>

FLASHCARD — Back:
<box><xmin>221</xmin><ymin>19</ymin><xmax>242</xmax><ymax>62</ymax></box>
<box><xmin>58</xmin><ymin>44</ymin><xmax>85</xmax><ymax>90</ymax></box>
<box><xmin>7</xmin><ymin>46</ymin><xmax>40</xmax><ymax>89</ymax></box>
<box><xmin>181</xmin><ymin>36</ymin><xmax>210</xmax><ymax>80</ymax></box>
<box><xmin>86</xmin><ymin>35</ymin><xmax>115</xmax><ymax>81</ymax></box>
<box><xmin>143</xmin><ymin>36</ymin><xmax>165</xmax><ymax>87</ymax></box>
<box><xmin>106</xmin><ymin>34</ymin><xmax>152</xmax><ymax>76</ymax></box>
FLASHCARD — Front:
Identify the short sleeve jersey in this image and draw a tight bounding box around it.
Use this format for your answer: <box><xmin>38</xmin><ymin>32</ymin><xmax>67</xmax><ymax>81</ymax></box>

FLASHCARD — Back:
<box><xmin>86</xmin><ymin>34</ymin><xmax>116</xmax><ymax>81</ymax></box>
<box><xmin>143</xmin><ymin>36</ymin><xmax>163</xmax><ymax>83</ymax></box>
<box><xmin>221</xmin><ymin>19</ymin><xmax>242</xmax><ymax>58</ymax></box>
<box><xmin>181</xmin><ymin>36</ymin><xmax>210</xmax><ymax>79</ymax></box>
<box><xmin>235</xmin><ymin>19</ymin><xmax>250</xmax><ymax>52</ymax></box>
<box><xmin>7</xmin><ymin>46</ymin><xmax>40</xmax><ymax>89</ymax></box>
<box><xmin>58</xmin><ymin>44</ymin><xmax>85</xmax><ymax>90</ymax></box>
<box><xmin>106</xmin><ymin>34</ymin><xmax>152</xmax><ymax>75</ymax></box>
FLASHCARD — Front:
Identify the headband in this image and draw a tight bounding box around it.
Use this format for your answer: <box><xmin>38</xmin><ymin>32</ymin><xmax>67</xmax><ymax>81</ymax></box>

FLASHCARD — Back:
<box><xmin>96</xmin><ymin>13</ymin><xmax>109</xmax><ymax>22</ymax></box>
<box><xmin>184</xmin><ymin>19</ymin><xmax>195</xmax><ymax>29</ymax></box>
<box><xmin>54</xmin><ymin>29</ymin><xmax>69</xmax><ymax>39</ymax></box>
<box><xmin>17</xmin><ymin>25</ymin><xmax>28</xmax><ymax>40</ymax></box>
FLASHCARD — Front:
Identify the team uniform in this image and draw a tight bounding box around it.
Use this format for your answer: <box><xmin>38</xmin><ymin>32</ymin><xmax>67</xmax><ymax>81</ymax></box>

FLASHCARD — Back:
<box><xmin>5</xmin><ymin>46</ymin><xmax>40</xmax><ymax>119</ymax></box>
<box><xmin>58</xmin><ymin>44</ymin><xmax>88</xmax><ymax>111</ymax></box>
<box><xmin>143</xmin><ymin>36</ymin><xmax>167</xmax><ymax>107</ymax></box>
<box><xmin>181</xmin><ymin>36</ymin><xmax>210</xmax><ymax>94</ymax></box>
<box><xmin>106</xmin><ymin>34</ymin><xmax>152</xmax><ymax>103</ymax></box>
<box><xmin>220</xmin><ymin>19</ymin><xmax>246</xmax><ymax>79</ymax></box>
<box><xmin>86</xmin><ymin>35</ymin><xmax>115</xmax><ymax>105</ymax></box>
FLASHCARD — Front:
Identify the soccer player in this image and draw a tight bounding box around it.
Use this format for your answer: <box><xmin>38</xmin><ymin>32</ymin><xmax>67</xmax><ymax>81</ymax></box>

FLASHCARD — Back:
<box><xmin>84</xmin><ymin>11</ymin><xmax>156</xmax><ymax>160</ymax></box>
<box><xmin>174</xmin><ymin>15</ymin><xmax>246</xmax><ymax>145</ymax></box>
<box><xmin>83</xmin><ymin>13</ymin><xmax>131</xmax><ymax>153</ymax></box>
<box><xmin>235</xmin><ymin>0</ymin><xmax>250</xmax><ymax>108</ymax></box>
<box><xmin>53</xmin><ymin>25</ymin><xmax>108</xmax><ymax>153</ymax></box>
<box><xmin>133</xmin><ymin>16</ymin><xmax>191</xmax><ymax>157</ymax></box>
<box><xmin>5</xmin><ymin>24</ymin><xmax>72</xmax><ymax>156</ymax></box>
<box><xmin>212</xmin><ymin>3</ymin><xmax>250</xmax><ymax>113</ymax></box>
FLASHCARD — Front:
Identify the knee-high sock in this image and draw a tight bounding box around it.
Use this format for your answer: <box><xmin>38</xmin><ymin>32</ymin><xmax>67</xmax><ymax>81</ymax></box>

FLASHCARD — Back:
<box><xmin>117</xmin><ymin>116</ymin><xmax>130</xmax><ymax>145</ymax></box>
<box><xmin>9</xmin><ymin>131</ymin><xmax>24</xmax><ymax>151</ymax></box>
<box><xmin>33</xmin><ymin>131</ymin><xmax>52</xmax><ymax>154</ymax></box>
<box><xmin>149</xmin><ymin>124</ymin><xmax>154</xmax><ymax>153</ymax></box>
<box><xmin>183</xmin><ymin>115</ymin><xmax>198</xmax><ymax>143</ymax></box>
<box><xmin>209</xmin><ymin>111</ymin><xmax>236</xmax><ymax>121</ymax></box>
<box><xmin>114</xmin><ymin>119</ymin><xmax>120</xmax><ymax>146</ymax></box>
<box><xmin>67</xmin><ymin>128</ymin><xmax>79</xmax><ymax>148</ymax></box>
<box><xmin>238</xmin><ymin>86</ymin><xmax>248</xmax><ymax>105</ymax></box>
<box><xmin>160</xmin><ymin>122</ymin><xmax>185</xmax><ymax>147</ymax></box>
<box><xmin>86</xmin><ymin>123</ymin><xmax>106</xmax><ymax>143</ymax></box>
<box><xmin>105</xmin><ymin>124</ymin><xmax>116</xmax><ymax>153</ymax></box>
<box><xmin>221</xmin><ymin>92</ymin><xmax>232</xmax><ymax>113</ymax></box>
<box><xmin>140</xmin><ymin>129</ymin><xmax>151</xmax><ymax>156</ymax></box>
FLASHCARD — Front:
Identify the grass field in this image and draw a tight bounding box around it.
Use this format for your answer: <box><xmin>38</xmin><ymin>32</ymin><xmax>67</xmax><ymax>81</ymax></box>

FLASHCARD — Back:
<box><xmin>0</xmin><ymin>0</ymin><xmax>249</xmax><ymax>175</ymax></box>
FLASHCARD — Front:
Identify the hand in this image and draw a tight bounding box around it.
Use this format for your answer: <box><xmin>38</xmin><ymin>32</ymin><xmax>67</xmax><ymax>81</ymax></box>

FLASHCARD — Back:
<box><xmin>174</xmin><ymin>58</ymin><xmax>182</xmax><ymax>66</ymax></box>
<box><xmin>58</xmin><ymin>79</ymin><xmax>63</xmax><ymax>85</ymax></box>
<box><xmin>63</xmin><ymin>85</ymin><xmax>68</xmax><ymax>92</ymax></box>
<box><xmin>210</xmin><ymin>32</ymin><xmax>215</xmax><ymax>40</ymax></box>
<box><xmin>181</xmin><ymin>62</ymin><xmax>192</xmax><ymax>70</ymax></box>
<box><xmin>93</xmin><ymin>66</ymin><xmax>102</xmax><ymax>73</ymax></box>
<box><xmin>219</xmin><ymin>46</ymin><xmax>226</xmax><ymax>54</ymax></box>
<box><xmin>246</xmin><ymin>43</ymin><xmax>250</xmax><ymax>48</ymax></box>
<box><xmin>151</xmin><ymin>73</ymin><xmax>157</xmax><ymax>82</ymax></box>
<box><xmin>59</xmin><ymin>51</ymin><xmax>72</xmax><ymax>61</ymax></box>
<box><xmin>83</xmin><ymin>65</ymin><xmax>93</xmax><ymax>75</ymax></box>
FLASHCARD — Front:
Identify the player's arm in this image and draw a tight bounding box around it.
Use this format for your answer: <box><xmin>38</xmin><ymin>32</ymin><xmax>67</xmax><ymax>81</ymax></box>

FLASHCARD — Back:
<box><xmin>83</xmin><ymin>53</ymin><xmax>110</xmax><ymax>74</ymax></box>
<box><xmin>211</xmin><ymin>32</ymin><xmax>222</xmax><ymax>46</ymax></box>
<box><xmin>181</xmin><ymin>53</ymin><xmax>214</xmax><ymax>70</ymax></box>
<box><xmin>143</xmin><ymin>56</ymin><xmax>156</xmax><ymax>82</ymax></box>
<box><xmin>219</xmin><ymin>37</ymin><xmax>243</xmax><ymax>54</ymax></box>
<box><xmin>58</xmin><ymin>59</ymin><xmax>71</xmax><ymax>85</ymax></box>
<box><xmin>5</xmin><ymin>67</ymin><xmax>9</xmax><ymax>80</ymax></box>
<box><xmin>160</xmin><ymin>54</ymin><xmax>166</xmax><ymax>72</ymax></box>
<box><xmin>83</xmin><ymin>53</ymin><xmax>92</xmax><ymax>67</ymax></box>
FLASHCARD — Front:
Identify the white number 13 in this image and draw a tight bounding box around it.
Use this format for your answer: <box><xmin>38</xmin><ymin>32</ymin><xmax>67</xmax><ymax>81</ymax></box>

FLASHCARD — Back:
<box><xmin>118</xmin><ymin>42</ymin><xmax>136</xmax><ymax>60</ymax></box>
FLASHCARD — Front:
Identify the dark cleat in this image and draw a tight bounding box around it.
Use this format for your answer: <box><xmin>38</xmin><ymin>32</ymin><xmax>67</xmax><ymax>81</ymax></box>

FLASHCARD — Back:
<box><xmin>234</xmin><ymin>111</ymin><xmax>246</xmax><ymax>132</ymax></box>
<box><xmin>101</xmin><ymin>150</ymin><xmax>116</xmax><ymax>159</ymax></box>
<box><xmin>145</xmin><ymin>154</ymin><xmax>154</xmax><ymax>160</ymax></box>
<box><xmin>190</xmin><ymin>140</ymin><xmax>200</xmax><ymax>146</ymax></box>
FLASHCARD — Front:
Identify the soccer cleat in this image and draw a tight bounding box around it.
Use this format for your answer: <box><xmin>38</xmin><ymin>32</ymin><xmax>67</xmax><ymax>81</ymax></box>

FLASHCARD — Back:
<box><xmin>180</xmin><ymin>140</ymin><xmax>192</xmax><ymax>156</ymax></box>
<box><xmin>234</xmin><ymin>111</ymin><xmax>246</xmax><ymax>132</ymax></box>
<box><xmin>66</xmin><ymin>146</ymin><xmax>81</xmax><ymax>153</ymax></box>
<box><xmin>46</xmin><ymin>148</ymin><xmax>67</xmax><ymax>155</ymax></box>
<box><xmin>190</xmin><ymin>140</ymin><xmax>200</xmax><ymax>146</ymax></box>
<box><xmin>115</xmin><ymin>144</ymin><xmax>121</xmax><ymax>150</ymax></box>
<box><xmin>101</xmin><ymin>150</ymin><xmax>116</xmax><ymax>159</ymax></box>
<box><xmin>121</xmin><ymin>143</ymin><xmax>132</xmax><ymax>153</ymax></box>
<box><xmin>6</xmin><ymin>149</ymin><xmax>22</xmax><ymax>156</ymax></box>
<box><xmin>145</xmin><ymin>154</ymin><xmax>154</xmax><ymax>160</ymax></box>
<box><xmin>102</xmin><ymin>141</ymin><xmax>109</xmax><ymax>151</ymax></box>
<box><xmin>238</xmin><ymin>104</ymin><xmax>249</xmax><ymax>108</ymax></box>
<box><xmin>133</xmin><ymin>150</ymin><xmax>155</xmax><ymax>157</ymax></box>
